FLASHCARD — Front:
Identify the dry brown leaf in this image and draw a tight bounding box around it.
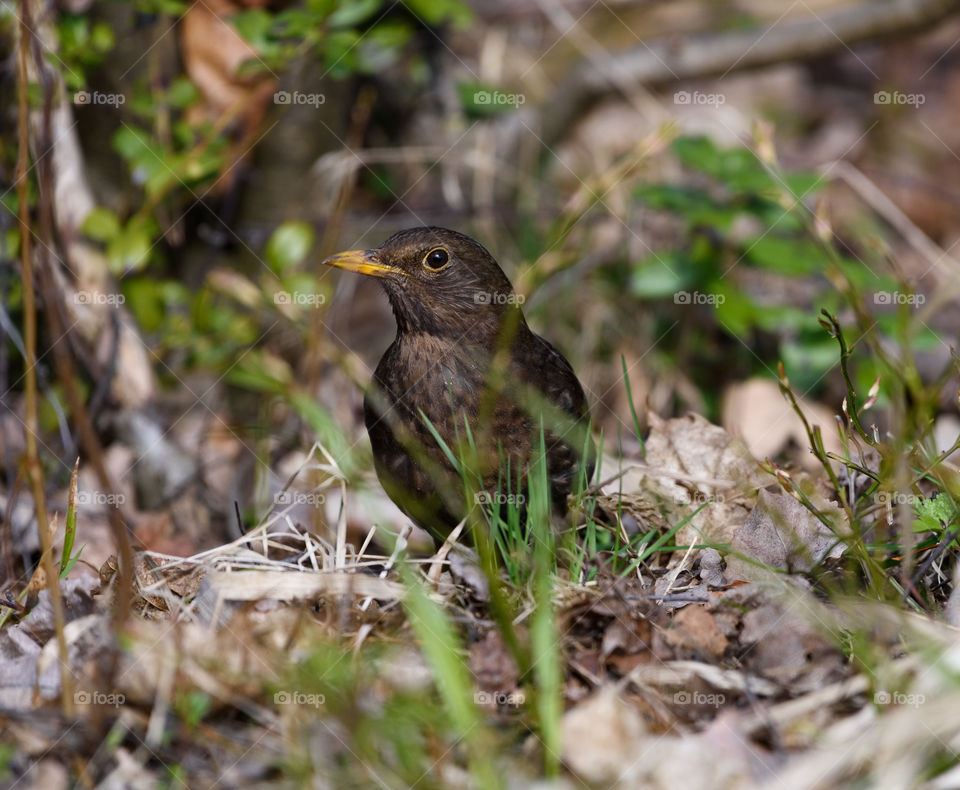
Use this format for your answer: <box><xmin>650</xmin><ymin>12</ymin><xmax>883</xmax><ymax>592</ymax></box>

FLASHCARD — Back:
<box><xmin>0</xmin><ymin>576</ymin><xmax>102</xmax><ymax>709</ymax></box>
<box><xmin>561</xmin><ymin>686</ymin><xmax>647</xmax><ymax>784</ymax></box>
<box><xmin>739</xmin><ymin>601</ymin><xmax>843</xmax><ymax>690</ymax></box>
<box><xmin>611</xmin><ymin>413</ymin><xmax>770</xmax><ymax>548</ymax></box>
<box><xmin>664</xmin><ymin>605</ymin><xmax>729</xmax><ymax>660</ymax></box>
<box><xmin>722</xmin><ymin>377</ymin><xmax>842</xmax><ymax>471</ymax></box>
<box><xmin>205</xmin><ymin>569</ymin><xmax>406</xmax><ymax>601</ymax></box>
<box><xmin>727</xmin><ymin>489</ymin><xmax>846</xmax><ymax>579</ymax></box>
<box><xmin>469</xmin><ymin>630</ymin><xmax>520</xmax><ymax>705</ymax></box>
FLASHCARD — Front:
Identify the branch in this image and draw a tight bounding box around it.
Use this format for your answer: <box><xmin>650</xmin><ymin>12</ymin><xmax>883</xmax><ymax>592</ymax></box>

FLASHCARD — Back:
<box><xmin>17</xmin><ymin>0</ymin><xmax>73</xmax><ymax>717</ymax></box>
<box><xmin>543</xmin><ymin>0</ymin><xmax>960</xmax><ymax>146</ymax></box>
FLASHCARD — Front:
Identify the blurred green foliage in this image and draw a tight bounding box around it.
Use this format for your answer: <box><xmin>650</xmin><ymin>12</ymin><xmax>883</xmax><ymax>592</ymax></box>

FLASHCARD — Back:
<box><xmin>631</xmin><ymin>135</ymin><xmax>938</xmax><ymax>398</ymax></box>
<box><xmin>57</xmin><ymin>13</ymin><xmax>115</xmax><ymax>90</ymax></box>
<box><xmin>231</xmin><ymin>0</ymin><xmax>471</xmax><ymax>77</ymax></box>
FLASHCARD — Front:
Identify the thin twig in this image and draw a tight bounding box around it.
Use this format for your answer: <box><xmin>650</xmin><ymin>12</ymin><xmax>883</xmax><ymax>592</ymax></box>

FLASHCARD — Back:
<box><xmin>17</xmin><ymin>0</ymin><xmax>72</xmax><ymax>716</ymax></box>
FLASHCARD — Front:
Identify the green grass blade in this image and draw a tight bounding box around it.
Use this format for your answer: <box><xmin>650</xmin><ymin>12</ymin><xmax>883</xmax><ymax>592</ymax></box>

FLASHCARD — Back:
<box><xmin>621</xmin><ymin>355</ymin><xmax>645</xmax><ymax>457</ymax></box>
<box><xmin>60</xmin><ymin>459</ymin><xmax>79</xmax><ymax>576</ymax></box>
<box><xmin>400</xmin><ymin>561</ymin><xmax>502</xmax><ymax>790</ymax></box>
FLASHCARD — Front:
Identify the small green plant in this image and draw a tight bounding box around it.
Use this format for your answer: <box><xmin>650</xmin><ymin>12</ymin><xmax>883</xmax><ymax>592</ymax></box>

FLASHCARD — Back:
<box><xmin>274</xmin><ymin>634</ymin><xmax>503</xmax><ymax>788</ymax></box>
<box><xmin>59</xmin><ymin>460</ymin><xmax>84</xmax><ymax>578</ymax></box>
<box><xmin>173</xmin><ymin>690</ymin><xmax>212</xmax><ymax>730</ymax></box>
<box><xmin>774</xmin><ymin>305</ymin><xmax>958</xmax><ymax>604</ymax></box>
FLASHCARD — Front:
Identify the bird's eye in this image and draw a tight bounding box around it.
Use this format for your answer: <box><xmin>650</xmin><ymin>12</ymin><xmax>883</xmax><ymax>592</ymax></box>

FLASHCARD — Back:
<box><xmin>422</xmin><ymin>247</ymin><xmax>450</xmax><ymax>270</ymax></box>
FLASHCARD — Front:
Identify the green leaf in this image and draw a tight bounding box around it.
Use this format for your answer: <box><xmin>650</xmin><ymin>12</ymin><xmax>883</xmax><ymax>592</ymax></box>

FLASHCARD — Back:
<box><xmin>61</xmin><ymin>461</ymin><xmax>78</xmax><ymax>577</ymax></box>
<box><xmin>80</xmin><ymin>207</ymin><xmax>120</xmax><ymax>242</ymax></box>
<box><xmin>231</xmin><ymin>8</ymin><xmax>275</xmax><ymax>50</ymax></box>
<box><xmin>226</xmin><ymin>349</ymin><xmax>292</xmax><ymax>393</ymax></box>
<box><xmin>751</xmin><ymin>303</ymin><xmax>818</xmax><ymax>334</ymax></box>
<box><xmin>59</xmin><ymin>546</ymin><xmax>85</xmax><ymax>579</ymax></box>
<box><xmin>630</xmin><ymin>252</ymin><xmax>694</xmax><ymax>298</ymax></box>
<box><xmin>174</xmin><ymin>690</ymin><xmax>212</xmax><ymax>729</ymax></box>
<box><xmin>913</xmin><ymin>494</ymin><xmax>957</xmax><ymax>534</ymax></box>
<box><xmin>274</xmin><ymin>7</ymin><xmax>324</xmax><ymax>39</ymax></box>
<box><xmin>235</xmin><ymin>56</ymin><xmax>274</xmax><ymax>80</ymax></box>
<box><xmin>783</xmin><ymin>171</ymin><xmax>822</xmax><ymax>198</ymax></box>
<box><xmin>306</xmin><ymin>0</ymin><xmax>336</xmax><ymax>13</ymax></box>
<box><xmin>265</xmin><ymin>221</ymin><xmax>315</xmax><ymax>273</ymax></box>
<box><xmin>166</xmin><ymin>76</ymin><xmax>199</xmax><ymax>109</ymax></box>
<box><xmin>112</xmin><ymin>125</ymin><xmax>153</xmax><ymax>161</ymax></box>
<box><xmin>2</xmin><ymin>228</ymin><xmax>21</xmax><ymax>263</ymax></box>
<box><xmin>356</xmin><ymin>21</ymin><xmax>413</xmax><ymax>72</ymax></box>
<box><xmin>181</xmin><ymin>148</ymin><xmax>225</xmax><ymax>183</ymax></box>
<box><xmin>780</xmin><ymin>336</ymin><xmax>841</xmax><ymax>391</ymax></box>
<box><xmin>458</xmin><ymin>82</ymin><xmax>525</xmax><ymax>118</ymax></box>
<box><xmin>106</xmin><ymin>215</ymin><xmax>157</xmax><ymax>274</ymax></box>
<box><xmin>90</xmin><ymin>21</ymin><xmax>116</xmax><ymax>53</ymax></box>
<box><xmin>634</xmin><ymin>183</ymin><xmax>714</xmax><ymax>213</ymax></box>
<box><xmin>743</xmin><ymin>235</ymin><xmax>826</xmax><ymax>276</ymax></box>
<box><xmin>322</xmin><ymin>30</ymin><xmax>361</xmax><ymax>76</ymax></box>
<box><xmin>673</xmin><ymin>136</ymin><xmax>776</xmax><ymax>196</ymax></box>
<box><xmin>328</xmin><ymin>0</ymin><xmax>381</xmax><ymax>28</ymax></box>
<box><xmin>671</xmin><ymin>135</ymin><xmax>721</xmax><ymax>172</ymax></box>
<box><xmin>403</xmin><ymin>0</ymin><xmax>472</xmax><ymax>26</ymax></box>
<box><xmin>712</xmin><ymin>283</ymin><xmax>756</xmax><ymax>336</ymax></box>
<box><xmin>136</xmin><ymin>0</ymin><xmax>189</xmax><ymax>14</ymax></box>
<box><xmin>123</xmin><ymin>278</ymin><xmax>166</xmax><ymax>332</ymax></box>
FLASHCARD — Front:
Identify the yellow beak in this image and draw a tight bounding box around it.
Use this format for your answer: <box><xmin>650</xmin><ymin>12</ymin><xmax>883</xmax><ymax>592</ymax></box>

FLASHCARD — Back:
<box><xmin>321</xmin><ymin>249</ymin><xmax>407</xmax><ymax>278</ymax></box>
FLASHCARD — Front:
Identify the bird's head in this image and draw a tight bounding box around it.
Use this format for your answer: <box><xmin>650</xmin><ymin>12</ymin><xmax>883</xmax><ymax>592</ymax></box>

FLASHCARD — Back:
<box><xmin>322</xmin><ymin>227</ymin><xmax>526</xmax><ymax>341</ymax></box>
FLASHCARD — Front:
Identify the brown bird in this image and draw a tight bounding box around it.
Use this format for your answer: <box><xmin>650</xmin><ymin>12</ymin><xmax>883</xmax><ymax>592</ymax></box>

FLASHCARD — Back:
<box><xmin>323</xmin><ymin>227</ymin><xmax>594</xmax><ymax>542</ymax></box>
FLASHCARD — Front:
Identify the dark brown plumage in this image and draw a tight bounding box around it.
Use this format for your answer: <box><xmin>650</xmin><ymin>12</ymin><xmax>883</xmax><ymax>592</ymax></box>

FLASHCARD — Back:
<box><xmin>323</xmin><ymin>227</ymin><xmax>594</xmax><ymax>542</ymax></box>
